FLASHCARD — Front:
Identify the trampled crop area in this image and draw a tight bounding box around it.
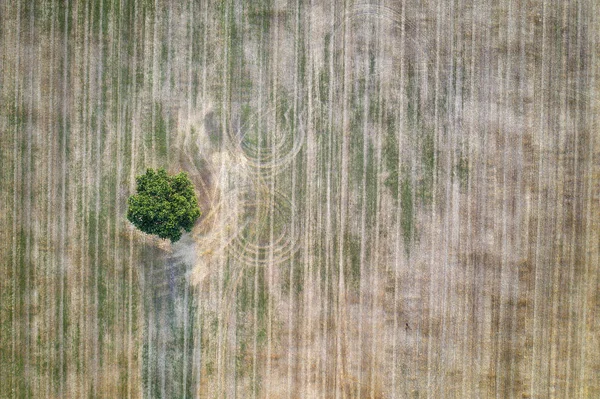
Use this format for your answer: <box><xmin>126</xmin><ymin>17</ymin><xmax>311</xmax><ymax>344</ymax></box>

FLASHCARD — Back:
<box><xmin>1</xmin><ymin>0</ymin><xmax>599</xmax><ymax>397</ymax></box>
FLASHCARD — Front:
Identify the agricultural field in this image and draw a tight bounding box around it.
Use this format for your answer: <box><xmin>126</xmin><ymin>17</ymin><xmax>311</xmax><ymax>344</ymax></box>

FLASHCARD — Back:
<box><xmin>1</xmin><ymin>0</ymin><xmax>599</xmax><ymax>397</ymax></box>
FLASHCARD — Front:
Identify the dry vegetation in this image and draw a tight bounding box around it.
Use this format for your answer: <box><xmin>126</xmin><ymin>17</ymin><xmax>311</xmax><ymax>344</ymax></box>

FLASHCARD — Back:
<box><xmin>1</xmin><ymin>0</ymin><xmax>599</xmax><ymax>398</ymax></box>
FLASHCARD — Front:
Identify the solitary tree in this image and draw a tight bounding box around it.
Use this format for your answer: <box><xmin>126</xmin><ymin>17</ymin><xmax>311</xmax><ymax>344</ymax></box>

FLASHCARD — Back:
<box><xmin>127</xmin><ymin>168</ymin><xmax>201</xmax><ymax>242</ymax></box>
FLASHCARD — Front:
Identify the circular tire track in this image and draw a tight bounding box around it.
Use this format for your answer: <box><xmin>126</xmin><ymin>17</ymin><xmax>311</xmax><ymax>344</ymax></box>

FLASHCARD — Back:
<box><xmin>226</xmin><ymin>102</ymin><xmax>306</xmax><ymax>177</ymax></box>
<box><xmin>227</xmin><ymin>186</ymin><xmax>299</xmax><ymax>268</ymax></box>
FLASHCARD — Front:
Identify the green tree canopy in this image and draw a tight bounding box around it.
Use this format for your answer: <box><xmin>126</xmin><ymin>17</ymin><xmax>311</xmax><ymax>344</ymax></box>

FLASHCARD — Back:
<box><xmin>127</xmin><ymin>168</ymin><xmax>201</xmax><ymax>242</ymax></box>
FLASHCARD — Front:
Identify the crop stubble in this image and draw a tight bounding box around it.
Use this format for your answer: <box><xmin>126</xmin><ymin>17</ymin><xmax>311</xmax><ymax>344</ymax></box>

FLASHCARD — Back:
<box><xmin>1</xmin><ymin>0</ymin><xmax>599</xmax><ymax>398</ymax></box>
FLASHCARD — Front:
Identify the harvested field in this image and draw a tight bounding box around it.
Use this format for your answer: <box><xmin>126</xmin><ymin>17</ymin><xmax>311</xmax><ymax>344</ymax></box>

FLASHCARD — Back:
<box><xmin>1</xmin><ymin>0</ymin><xmax>599</xmax><ymax>397</ymax></box>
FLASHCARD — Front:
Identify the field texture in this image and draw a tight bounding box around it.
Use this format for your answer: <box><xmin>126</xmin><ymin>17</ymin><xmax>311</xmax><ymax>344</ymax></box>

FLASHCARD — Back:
<box><xmin>1</xmin><ymin>0</ymin><xmax>600</xmax><ymax>397</ymax></box>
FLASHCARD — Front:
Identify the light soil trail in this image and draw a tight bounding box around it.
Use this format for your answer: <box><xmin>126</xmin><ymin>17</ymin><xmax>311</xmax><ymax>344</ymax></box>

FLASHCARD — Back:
<box><xmin>508</xmin><ymin>2</ymin><xmax>527</xmax><ymax>392</ymax></box>
<box><xmin>10</xmin><ymin>2</ymin><xmax>22</xmax><ymax>396</ymax></box>
<box><xmin>564</xmin><ymin>3</ymin><xmax>583</xmax><ymax>395</ymax></box>
<box><xmin>356</xmin><ymin>13</ymin><xmax>371</xmax><ymax>398</ymax></box>
<box><xmin>392</xmin><ymin>1</ymin><xmax>406</xmax><ymax>395</ymax></box>
<box><xmin>426</xmin><ymin>0</ymin><xmax>442</xmax><ymax>394</ymax></box>
<box><xmin>24</xmin><ymin>4</ymin><xmax>35</xmax><ymax>391</ymax></box>
<box><xmin>59</xmin><ymin>2</ymin><xmax>70</xmax><ymax>396</ymax></box>
<box><xmin>334</xmin><ymin>2</ymin><xmax>350</xmax><ymax>396</ymax></box>
<box><xmin>579</xmin><ymin>2</ymin><xmax>599</xmax><ymax>393</ymax></box>
<box><xmin>506</xmin><ymin>1</ymin><xmax>522</xmax><ymax>393</ymax></box>
<box><xmin>215</xmin><ymin>3</ymin><xmax>230</xmax><ymax>394</ymax></box>
<box><xmin>300</xmin><ymin>4</ymin><xmax>317</xmax><ymax>394</ymax></box>
<box><xmin>266</xmin><ymin>9</ymin><xmax>280</xmax><ymax>392</ymax></box>
<box><xmin>182</xmin><ymin>4</ymin><xmax>193</xmax><ymax>394</ymax></box>
<box><xmin>252</xmin><ymin>13</ymin><xmax>266</xmax><ymax>398</ymax></box>
<box><xmin>531</xmin><ymin>1</ymin><xmax>547</xmax><ymax>394</ymax></box>
<box><xmin>373</xmin><ymin>7</ymin><xmax>388</xmax><ymax>393</ymax></box>
<box><xmin>322</xmin><ymin>2</ymin><xmax>336</xmax><ymax>393</ymax></box>
<box><xmin>463</xmin><ymin>33</ymin><xmax>476</xmax><ymax>395</ymax></box>
<box><xmin>45</xmin><ymin>5</ymin><xmax>57</xmax><ymax>396</ymax></box>
<box><xmin>75</xmin><ymin>4</ymin><xmax>90</xmax><ymax>396</ymax></box>
<box><xmin>286</xmin><ymin>24</ymin><xmax>298</xmax><ymax>377</ymax></box>
<box><xmin>548</xmin><ymin>3</ymin><xmax>569</xmax><ymax>394</ymax></box>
